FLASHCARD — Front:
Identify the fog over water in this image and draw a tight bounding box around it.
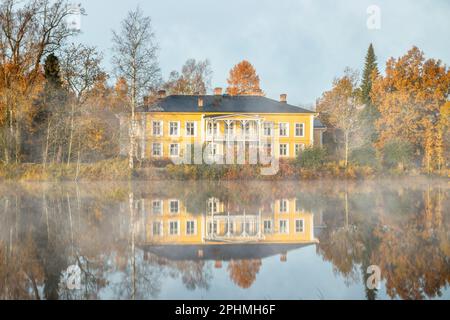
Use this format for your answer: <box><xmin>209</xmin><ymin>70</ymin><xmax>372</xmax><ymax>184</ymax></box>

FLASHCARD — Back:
<box><xmin>0</xmin><ymin>178</ymin><xmax>448</xmax><ymax>300</ymax></box>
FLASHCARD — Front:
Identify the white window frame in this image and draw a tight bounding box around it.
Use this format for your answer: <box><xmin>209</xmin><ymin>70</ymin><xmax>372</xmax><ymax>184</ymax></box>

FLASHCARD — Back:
<box><xmin>207</xmin><ymin>122</ymin><xmax>218</xmax><ymax>136</ymax></box>
<box><xmin>208</xmin><ymin>221</ymin><xmax>218</xmax><ymax>235</ymax></box>
<box><xmin>152</xmin><ymin>143</ymin><xmax>163</xmax><ymax>157</ymax></box>
<box><xmin>169</xmin><ymin>199</ymin><xmax>180</xmax><ymax>214</ymax></box>
<box><xmin>279</xmin><ymin>143</ymin><xmax>289</xmax><ymax>157</ymax></box>
<box><xmin>152</xmin><ymin>221</ymin><xmax>163</xmax><ymax>236</ymax></box>
<box><xmin>152</xmin><ymin>120</ymin><xmax>163</xmax><ymax>137</ymax></box>
<box><xmin>263</xmin><ymin>220</ymin><xmax>273</xmax><ymax>233</ymax></box>
<box><xmin>152</xmin><ymin>200</ymin><xmax>163</xmax><ymax>215</ymax></box>
<box><xmin>295</xmin><ymin>123</ymin><xmax>305</xmax><ymax>137</ymax></box>
<box><xmin>263</xmin><ymin>122</ymin><xmax>273</xmax><ymax>136</ymax></box>
<box><xmin>169</xmin><ymin>121</ymin><xmax>180</xmax><ymax>137</ymax></box>
<box><xmin>169</xmin><ymin>143</ymin><xmax>180</xmax><ymax>157</ymax></box>
<box><xmin>280</xmin><ymin>199</ymin><xmax>289</xmax><ymax>213</ymax></box>
<box><xmin>185</xmin><ymin>121</ymin><xmax>197</xmax><ymax>137</ymax></box>
<box><xmin>169</xmin><ymin>220</ymin><xmax>180</xmax><ymax>236</ymax></box>
<box><xmin>279</xmin><ymin>123</ymin><xmax>289</xmax><ymax>137</ymax></box>
<box><xmin>295</xmin><ymin>219</ymin><xmax>305</xmax><ymax>233</ymax></box>
<box><xmin>224</xmin><ymin>122</ymin><xmax>234</xmax><ymax>136</ymax></box>
<box><xmin>186</xmin><ymin>220</ymin><xmax>197</xmax><ymax>236</ymax></box>
<box><xmin>208</xmin><ymin>198</ymin><xmax>219</xmax><ymax>214</ymax></box>
<box><xmin>279</xmin><ymin>219</ymin><xmax>289</xmax><ymax>234</ymax></box>
<box><xmin>295</xmin><ymin>143</ymin><xmax>305</xmax><ymax>157</ymax></box>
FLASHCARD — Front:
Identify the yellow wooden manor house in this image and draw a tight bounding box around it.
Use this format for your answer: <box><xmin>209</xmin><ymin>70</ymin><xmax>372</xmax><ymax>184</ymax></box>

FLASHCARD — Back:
<box><xmin>120</xmin><ymin>88</ymin><xmax>326</xmax><ymax>161</ymax></box>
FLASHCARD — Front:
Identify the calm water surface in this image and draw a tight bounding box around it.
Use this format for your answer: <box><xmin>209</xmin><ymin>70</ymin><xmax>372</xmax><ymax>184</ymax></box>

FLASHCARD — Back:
<box><xmin>0</xmin><ymin>178</ymin><xmax>449</xmax><ymax>300</ymax></box>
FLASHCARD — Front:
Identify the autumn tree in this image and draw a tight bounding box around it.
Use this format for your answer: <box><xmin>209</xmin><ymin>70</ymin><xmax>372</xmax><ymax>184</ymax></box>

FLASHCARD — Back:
<box><xmin>112</xmin><ymin>6</ymin><xmax>161</xmax><ymax>169</ymax></box>
<box><xmin>226</xmin><ymin>60</ymin><xmax>263</xmax><ymax>96</ymax></box>
<box><xmin>0</xmin><ymin>0</ymin><xmax>81</xmax><ymax>163</ymax></box>
<box><xmin>59</xmin><ymin>43</ymin><xmax>105</xmax><ymax>166</ymax></box>
<box><xmin>360</xmin><ymin>43</ymin><xmax>379</xmax><ymax>143</ymax></box>
<box><xmin>371</xmin><ymin>46</ymin><xmax>450</xmax><ymax>172</ymax></box>
<box><xmin>164</xmin><ymin>58</ymin><xmax>212</xmax><ymax>95</ymax></box>
<box><xmin>227</xmin><ymin>259</ymin><xmax>262</xmax><ymax>289</ymax></box>
<box><xmin>316</xmin><ymin>69</ymin><xmax>365</xmax><ymax>167</ymax></box>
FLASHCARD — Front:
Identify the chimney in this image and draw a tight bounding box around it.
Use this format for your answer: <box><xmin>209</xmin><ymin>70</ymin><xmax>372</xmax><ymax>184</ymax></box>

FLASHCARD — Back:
<box><xmin>198</xmin><ymin>96</ymin><xmax>204</xmax><ymax>110</ymax></box>
<box><xmin>158</xmin><ymin>90</ymin><xmax>166</xmax><ymax>99</ymax></box>
<box><xmin>280</xmin><ymin>252</ymin><xmax>287</xmax><ymax>262</ymax></box>
<box><xmin>280</xmin><ymin>94</ymin><xmax>287</xmax><ymax>103</ymax></box>
<box><xmin>214</xmin><ymin>87</ymin><xmax>223</xmax><ymax>96</ymax></box>
<box><xmin>214</xmin><ymin>260</ymin><xmax>223</xmax><ymax>269</ymax></box>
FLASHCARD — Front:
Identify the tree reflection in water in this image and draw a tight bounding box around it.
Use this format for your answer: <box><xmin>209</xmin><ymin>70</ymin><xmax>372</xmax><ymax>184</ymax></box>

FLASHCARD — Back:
<box><xmin>0</xmin><ymin>179</ymin><xmax>448</xmax><ymax>300</ymax></box>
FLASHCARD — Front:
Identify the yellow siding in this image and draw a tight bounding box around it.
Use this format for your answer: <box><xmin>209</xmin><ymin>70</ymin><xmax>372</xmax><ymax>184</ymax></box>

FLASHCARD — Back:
<box><xmin>137</xmin><ymin>112</ymin><xmax>315</xmax><ymax>160</ymax></box>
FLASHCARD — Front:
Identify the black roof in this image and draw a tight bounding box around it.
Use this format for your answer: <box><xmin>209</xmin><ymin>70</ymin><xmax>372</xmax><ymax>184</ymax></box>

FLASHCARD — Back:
<box><xmin>314</xmin><ymin>119</ymin><xmax>326</xmax><ymax>129</ymax></box>
<box><xmin>142</xmin><ymin>243</ymin><xmax>316</xmax><ymax>261</ymax></box>
<box><xmin>137</xmin><ymin>95</ymin><xmax>315</xmax><ymax>114</ymax></box>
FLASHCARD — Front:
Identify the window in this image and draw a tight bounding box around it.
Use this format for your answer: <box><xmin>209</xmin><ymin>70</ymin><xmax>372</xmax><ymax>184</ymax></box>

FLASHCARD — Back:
<box><xmin>225</xmin><ymin>122</ymin><xmax>234</xmax><ymax>136</ymax></box>
<box><xmin>279</xmin><ymin>144</ymin><xmax>288</xmax><ymax>157</ymax></box>
<box><xmin>225</xmin><ymin>222</ymin><xmax>234</xmax><ymax>234</ymax></box>
<box><xmin>152</xmin><ymin>222</ymin><xmax>162</xmax><ymax>236</ymax></box>
<box><xmin>279</xmin><ymin>220</ymin><xmax>289</xmax><ymax>234</ymax></box>
<box><xmin>280</xmin><ymin>199</ymin><xmax>288</xmax><ymax>213</ymax></box>
<box><xmin>295</xmin><ymin>219</ymin><xmax>304</xmax><ymax>233</ymax></box>
<box><xmin>186</xmin><ymin>122</ymin><xmax>196</xmax><ymax>136</ymax></box>
<box><xmin>169</xmin><ymin>200</ymin><xmax>179</xmax><ymax>214</ymax></box>
<box><xmin>208</xmin><ymin>221</ymin><xmax>218</xmax><ymax>235</ymax></box>
<box><xmin>295</xmin><ymin>123</ymin><xmax>305</xmax><ymax>137</ymax></box>
<box><xmin>169</xmin><ymin>143</ymin><xmax>179</xmax><ymax>157</ymax></box>
<box><xmin>263</xmin><ymin>143</ymin><xmax>272</xmax><ymax>157</ymax></box>
<box><xmin>242</xmin><ymin>221</ymin><xmax>251</xmax><ymax>234</ymax></box>
<box><xmin>152</xmin><ymin>143</ymin><xmax>162</xmax><ymax>157</ymax></box>
<box><xmin>169</xmin><ymin>221</ymin><xmax>179</xmax><ymax>235</ymax></box>
<box><xmin>243</xmin><ymin>122</ymin><xmax>251</xmax><ymax>135</ymax></box>
<box><xmin>152</xmin><ymin>200</ymin><xmax>162</xmax><ymax>215</ymax></box>
<box><xmin>186</xmin><ymin>221</ymin><xmax>196</xmax><ymax>235</ymax></box>
<box><xmin>209</xmin><ymin>143</ymin><xmax>217</xmax><ymax>156</ymax></box>
<box><xmin>295</xmin><ymin>144</ymin><xmax>305</xmax><ymax>157</ymax></box>
<box><xmin>263</xmin><ymin>122</ymin><xmax>273</xmax><ymax>136</ymax></box>
<box><xmin>152</xmin><ymin>121</ymin><xmax>162</xmax><ymax>136</ymax></box>
<box><xmin>263</xmin><ymin>220</ymin><xmax>272</xmax><ymax>233</ymax></box>
<box><xmin>279</xmin><ymin>123</ymin><xmax>289</xmax><ymax>137</ymax></box>
<box><xmin>208</xmin><ymin>198</ymin><xmax>219</xmax><ymax>214</ymax></box>
<box><xmin>207</xmin><ymin>122</ymin><xmax>218</xmax><ymax>136</ymax></box>
<box><xmin>169</xmin><ymin>122</ymin><xmax>179</xmax><ymax>136</ymax></box>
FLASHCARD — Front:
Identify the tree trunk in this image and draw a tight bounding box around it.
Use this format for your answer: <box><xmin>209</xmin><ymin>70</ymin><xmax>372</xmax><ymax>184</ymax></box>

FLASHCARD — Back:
<box><xmin>344</xmin><ymin>131</ymin><xmax>349</xmax><ymax>168</ymax></box>
<box><xmin>67</xmin><ymin>102</ymin><xmax>76</xmax><ymax>167</ymax></box>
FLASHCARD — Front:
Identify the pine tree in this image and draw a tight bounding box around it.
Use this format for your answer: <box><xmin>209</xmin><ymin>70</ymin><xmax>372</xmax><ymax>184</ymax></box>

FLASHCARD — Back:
<box><xmin>360</xmin><ymin>44</ymin><xmax>379</xmax><ymax>143</ymax></box>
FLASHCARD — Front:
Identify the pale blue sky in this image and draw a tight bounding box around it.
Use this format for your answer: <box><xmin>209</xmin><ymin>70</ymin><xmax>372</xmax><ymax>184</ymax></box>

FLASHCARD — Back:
<box><xmin>76</xmin><ymin>0</ymin><xmax>450</xmax><ymax>106</ymax></box>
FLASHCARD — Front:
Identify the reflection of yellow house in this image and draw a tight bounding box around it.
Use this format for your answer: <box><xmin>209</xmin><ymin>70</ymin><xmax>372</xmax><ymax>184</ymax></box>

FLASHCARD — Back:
<box><xmin>142</xmin><ymin>197</ymin><xmax>318</xmax><ymax>246</ymax></box>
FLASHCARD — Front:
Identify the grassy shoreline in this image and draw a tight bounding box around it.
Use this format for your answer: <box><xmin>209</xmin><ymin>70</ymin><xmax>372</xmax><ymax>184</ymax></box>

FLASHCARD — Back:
<box><xmin>0</xmin><ymin>158</ymin><xmax>448</xmax><ymax>182</ymax></box>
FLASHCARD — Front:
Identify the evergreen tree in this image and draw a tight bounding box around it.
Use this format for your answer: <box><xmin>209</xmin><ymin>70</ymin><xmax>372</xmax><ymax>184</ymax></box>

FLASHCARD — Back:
<box><xmin>360</xmin><ymin>44</ymin><xmax>379</xmax><ymax>144</ymax></box>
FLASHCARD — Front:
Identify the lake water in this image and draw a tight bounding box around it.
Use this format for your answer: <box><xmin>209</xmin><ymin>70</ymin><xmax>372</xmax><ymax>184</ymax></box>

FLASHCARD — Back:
<box><xmin>0</xmin><ymin>178</ymin><xmax>449</xmax><ymax>300</ymax></box>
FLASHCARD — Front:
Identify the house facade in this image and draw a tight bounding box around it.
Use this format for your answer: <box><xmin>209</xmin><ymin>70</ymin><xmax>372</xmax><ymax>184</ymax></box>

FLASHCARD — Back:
<box><xmin>121</xmin><ymin>89</ymin><xmax>325</xmax><ymax>162</ymax></box>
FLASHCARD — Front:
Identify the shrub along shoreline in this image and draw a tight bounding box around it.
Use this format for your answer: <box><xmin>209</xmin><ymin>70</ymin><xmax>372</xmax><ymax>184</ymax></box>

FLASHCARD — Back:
<box><xmin>0</xmin><ymin>157</ymin><xmax>447</xmax><ymax>182</ymax></box>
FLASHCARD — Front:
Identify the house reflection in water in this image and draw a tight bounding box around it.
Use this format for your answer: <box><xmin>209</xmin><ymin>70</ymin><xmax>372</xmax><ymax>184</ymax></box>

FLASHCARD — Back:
<box><xmin>138</xmin><ymin>197</ymin><xmax>321</xmax><ymax>264</ymax></box>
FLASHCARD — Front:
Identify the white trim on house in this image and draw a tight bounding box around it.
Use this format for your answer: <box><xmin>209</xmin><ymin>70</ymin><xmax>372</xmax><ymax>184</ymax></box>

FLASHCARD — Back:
<box><xmin>279</xmin><ymin>122</ymin><xmax>289</xmax><ymax>137</ymax></box>
<box><xmin>186</xmin><ymin>220</ymin><xmax>197</xmax><ymax>236</ymax></box>
<box><xmin>152</xmin><ymin>120</ymin><xmax>163</xmax><ymax>137</ymax></box>
<box><xmin>185</xmin><ymin>121</ymin><xmax>197</xmax><ymax>137</ymax></box>
<box><xmin>169</xmin><ymin>199</ymin><xmax>180</xmax><ymax>214</ymax></box>
<box><xmin>169</xmin><ymin>121</ymin><xmax>181</xmax><ymax>137</ymax></box>
<box><xmin>279</xmin><ymin>219</ymin><xmax>289</xmax><ymax>234</ymax></box>
<box><xmin>279</xmin><ymin>143</ymin><xmax>289</xmax><ymax>157</ymax></box>
<box><xmin>168</xmin><ymin>220</ymin><xmax>181</xmax><ymax>236</ymax></box>
<box><xmin>295</xmin><ymin>219</ymin><xmax>305</xmax><ymax>233</ymax></box>
<box><xmin>295</xmin><ymin>123</ymin><xmax>305</xmax><ymax>137</ymax></box>
<box><xmin>169</xmin><ymin>143</ymin><xmax>180</xmax><ymax>157</ymax></box>
<box><xmin>152</xmin><ymin>142</ymin><xmax>163</xmax><ymax>157</ymax></box>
